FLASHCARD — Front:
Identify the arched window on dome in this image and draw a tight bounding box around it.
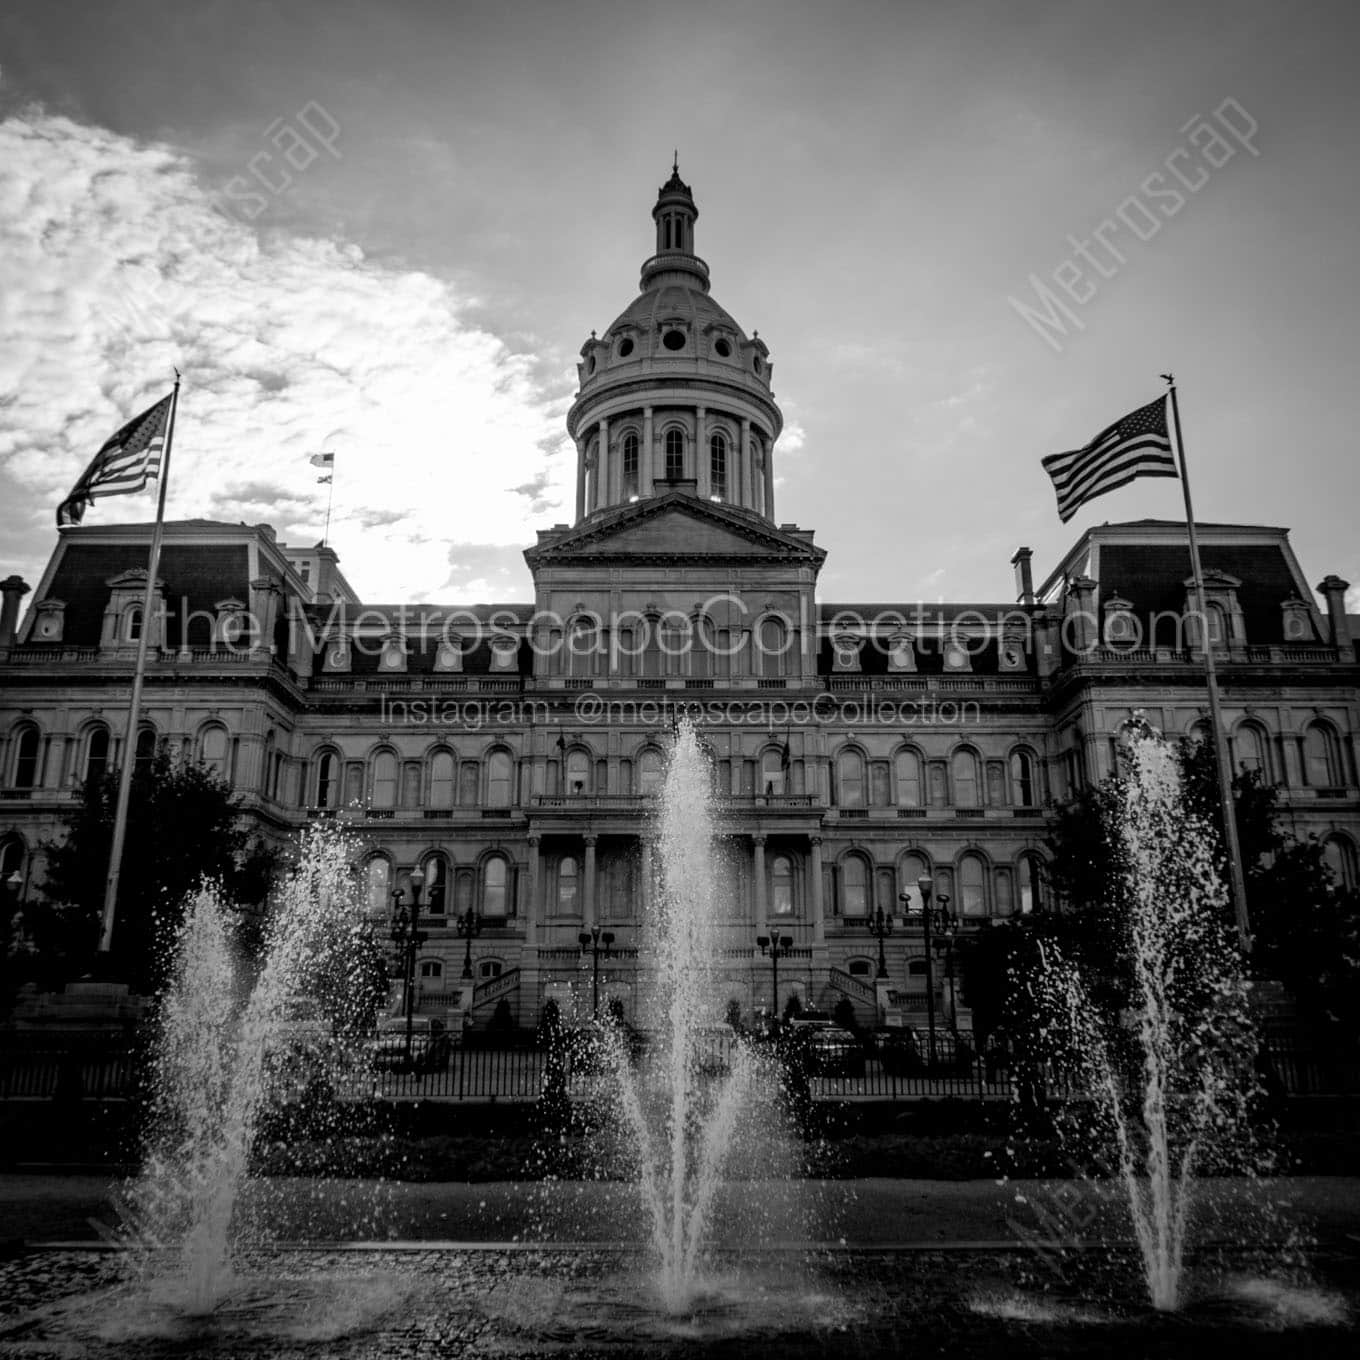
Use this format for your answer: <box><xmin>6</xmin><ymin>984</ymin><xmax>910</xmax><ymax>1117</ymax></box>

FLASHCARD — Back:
<box><xmin>665</xmin><ymin>429</ymin><xmax>685</xmax><ymax>481</ymax></box>
<box><xmin>750</xmin><ymin>439</ymin><xmax>765</xmax><ymax>515</ymax></box>
<box><xmin>709</xmin><ymin>432</ymin><xmax>728</xmax><ymax>500</ymax></box>
<box><xmin>622</xmin><ymin>432</ymin><xmax>639</xmax><ymax>499</ymax></box>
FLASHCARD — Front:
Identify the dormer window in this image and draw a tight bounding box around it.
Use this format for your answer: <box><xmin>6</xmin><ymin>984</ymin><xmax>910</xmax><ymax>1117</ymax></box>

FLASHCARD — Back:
<box><xmin>662</xmin><ymin>329</ymin><xmax>686</xmax><ymax>352</ymax></box>
<box><xmin>617</xmin><ymin>337</ymin><xmax>635</xmax><ymax>358</ymax></box>
<box><xmin>714</xmin><ymin>337</ymin><xmax>732</xmax><ymax>358</ymax></box>
<box><xmin>125</xmin><ymin>607</ymin><xmax>143</xmax><ymax>642</ymax></box>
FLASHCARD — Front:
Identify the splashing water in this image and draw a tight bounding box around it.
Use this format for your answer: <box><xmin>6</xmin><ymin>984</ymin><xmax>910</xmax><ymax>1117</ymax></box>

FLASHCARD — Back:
<box><xmin>1033</xmin><ymin>724</ymin><xmax>1259</xmax><ymax>1311</ymax></box>
<box><xmin>122</xmin><ymin>820</ymin><xmax>373</xmax><ymax>1312</ymax></box>
<box><xmin>606</xmin><ymin>721</ymin><xmax>781</xmax><ymax>1312</ymax></box>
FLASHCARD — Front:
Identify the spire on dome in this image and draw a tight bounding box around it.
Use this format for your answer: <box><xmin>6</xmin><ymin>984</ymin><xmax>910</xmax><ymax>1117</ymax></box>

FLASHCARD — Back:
<box><xmin>651</xmin><ymin>155</ymin><xmax>699</xmax><ymax>269</ymax></box>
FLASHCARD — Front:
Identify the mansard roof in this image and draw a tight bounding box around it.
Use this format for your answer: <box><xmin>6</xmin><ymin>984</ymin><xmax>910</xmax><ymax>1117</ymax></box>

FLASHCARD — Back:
<box><xmin>524</xmin><ymin>491</ymin><xmax>824</xmax><ymax>569</ymax></box>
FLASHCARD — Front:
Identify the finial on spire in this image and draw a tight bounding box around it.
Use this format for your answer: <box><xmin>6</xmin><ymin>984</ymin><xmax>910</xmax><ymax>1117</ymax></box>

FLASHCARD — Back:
<box><xmin>673</xmin><ymin>148</ymin><xmax>678</xmax><ymax>174</ymax></box>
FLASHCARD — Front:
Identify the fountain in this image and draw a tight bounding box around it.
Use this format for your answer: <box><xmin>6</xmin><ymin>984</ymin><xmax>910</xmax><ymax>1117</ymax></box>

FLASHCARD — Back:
<box><xmin>595</xmin><ymin>719</ymin><xmax>797</xmax><ymax>1312</ymax></box>
<box><xmin>1027</xmin><ymin>720</ymin><xmax>1263</xmax><ymax>1310</ymax></box>
<box><xmin>119</xmin><ymin>818</ymin><xmax>377</xmax><ymax>1311</ymax></box>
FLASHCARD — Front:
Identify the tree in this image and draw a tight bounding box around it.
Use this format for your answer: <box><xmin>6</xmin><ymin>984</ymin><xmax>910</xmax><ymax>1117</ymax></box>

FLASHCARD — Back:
<box><xmin>31</xmin><ymin>752</ymin><xmax>279</xmax><ymax>994</ymax></box>
<box><xmin>1044</xmin><ymin>726</ymin><xmax>1360</xmax><ymax>1048</ymax></box>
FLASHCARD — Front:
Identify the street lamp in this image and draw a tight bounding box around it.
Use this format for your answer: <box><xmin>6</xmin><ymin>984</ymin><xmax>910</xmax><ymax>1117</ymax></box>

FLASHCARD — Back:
<box><xmin>390</xmin><ymin>867</ymin><xmax>426</xmax><ymax>1068</ymax></box>
<box><xmin>865</xmin><ymin>903</ymin><xmax>895</xmax><ymax>979</ymax></box>
<box><xmin>454</xmin><ymin>891</ymin><xmax>483</xmax><ymax>981</ymax></box>
<box><xmin>578</xmin><ymin>924</ymin><xmax>615</xmax><ymax>1018</ymax></box>
<box><xmin>756</xmin><ymin>930</ymin><xmax>794</xmax><ymax>1032</ymax></box>
<box><xmin>899</xmin><ymin>876</ymin><xmax>956</xmax><ymax>1068</ymax></box>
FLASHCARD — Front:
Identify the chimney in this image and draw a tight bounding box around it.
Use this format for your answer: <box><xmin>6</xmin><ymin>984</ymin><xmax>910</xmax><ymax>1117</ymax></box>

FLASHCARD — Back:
<box><xmin>1317</xmin><ymin>575</ymin><xmax>1351</xmax><ymax>649</ymax></box>
<box><xmin>1011</xmin><ymin>547</ymin><xmax>1034</xmax><ymax>605</ymax></box>
<box><xmin>0</xmin><ymin>575</ymin><xmax>30</xmax><ymax>648</ymax></box>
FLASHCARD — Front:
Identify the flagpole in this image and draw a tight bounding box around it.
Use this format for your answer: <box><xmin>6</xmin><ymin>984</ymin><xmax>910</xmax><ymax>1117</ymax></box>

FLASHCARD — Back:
<box><xmin>98</xmin><ymin>372</ymin><xmax>181</xmax><ymax>955</ymax></box>
<box><xmin>1164</xmin><ymin>375</ymin><xmax>1253</xmax><ymax>953</ymax></box>
<box><xmin>322</xmin><ymin>470</ymin><xmax>335</xmax><ymax>547</ymax></box>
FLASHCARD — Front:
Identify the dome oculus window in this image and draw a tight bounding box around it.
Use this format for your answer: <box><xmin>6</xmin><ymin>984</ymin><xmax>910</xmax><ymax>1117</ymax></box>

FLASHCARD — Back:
<box><xmin>617</xmin><ymin>337</ymin><xmax>634</xmax><ymax>358</ymax></box>
<box><xmin>586</xmin><ymin>355</ymin><xmax>597</xmax><ymax>373</ymax></box>
<box><xmin>713</xmin><ymin>338</ymin><xmax>732</xmax><ymax>358</ymax></box>
<box><xmin>662</xmin><ymin>330</ymin><xmax>686</xmax><ymax>352</ymax></box>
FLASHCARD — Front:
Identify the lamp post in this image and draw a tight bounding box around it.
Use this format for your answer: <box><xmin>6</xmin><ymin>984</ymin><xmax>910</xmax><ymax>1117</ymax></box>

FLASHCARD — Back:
<box><xmin>899</xmin><ymin>876</ymin><xmax>955</xmax><ymax>1068</ymax></box>
<box><xmin>756</xmin><ymin>930</ymin><xmax>794</xmax><ymax>1032</ymax></box>
<box><xmin>866</xmin><ymin>903</ymin><xmax>895</xmax><ymax>979</ymax></box>
<box><xmin>454</xmin><ymin>894</ymin><xmax>483</xmax><ymax>981</ymax></box>
<box><xmin>390</xmin><ymin>868</ymin><xmax>426</xmax><ymax>1068</ymax></box>
<box><xmin>578</xmin><ymin>923</ymin><xmax>615</xmax><ymax>1018</ymax></box>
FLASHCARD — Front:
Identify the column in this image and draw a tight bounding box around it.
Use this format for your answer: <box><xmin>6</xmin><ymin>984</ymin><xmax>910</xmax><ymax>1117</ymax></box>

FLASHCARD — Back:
<box><xmin>740</xmin><ymin>417</ymin><xmax>752</xmax><ymax>509</ymax></box>
<box><xmin>763</xmin><ymin>434</ymin><xmax>775</xmax><ymax>520</ymax></box>
<box><xmin>809</xmin><ymin>835</ymin><xmax>825</xmax><ymax>943</ymax></box>
<box><xmin>752</xmin><ymin>833</ymin><xmax>767</xmax><ymax>933</ymax></box>
<box><xmin>575</xmin><ymin>437</ymin><xmax>586</xmax><ymax>522</ymax></box>
<box><xmin>599</xmin><ymin>416</ymin><xmax>611</xmax><ymax>508</ymax></box>
<box><xmin>525</xmin><ymin>835</ymin><xmax>540</xmax><ymax>947</ymax></box>
<box><xmin>696</xmin><ymin>406</ymin><xmax>709</xmax><ymax>498</ymax></box>
<box><xmin>641</xmin><ymin>407</ymin><xmax>654</xmax><ymax>495</ymax></box>
<box><xmin>640</xmin><ymin>836</ymin><xmax>653</xmax><ymax>916</ymax></box>
<box><xmin>583</xmin><ymin>833</ymin><xmax>597</xmax><ymax>930</ymax></box>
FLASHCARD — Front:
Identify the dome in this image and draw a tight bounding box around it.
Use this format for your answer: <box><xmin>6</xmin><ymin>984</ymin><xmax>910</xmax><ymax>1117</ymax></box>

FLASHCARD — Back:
<box><xmin>565</xmin><ymin>164</ymin><xmax>782</xmax><ymax>525</ymax></box>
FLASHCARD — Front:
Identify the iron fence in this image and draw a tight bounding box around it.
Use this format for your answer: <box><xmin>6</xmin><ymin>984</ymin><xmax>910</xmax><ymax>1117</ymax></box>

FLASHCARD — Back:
<box><xmin>1</xmin><ymin>1032</ymin><xmax>1356</xmax><ymax>1105</ymax></box>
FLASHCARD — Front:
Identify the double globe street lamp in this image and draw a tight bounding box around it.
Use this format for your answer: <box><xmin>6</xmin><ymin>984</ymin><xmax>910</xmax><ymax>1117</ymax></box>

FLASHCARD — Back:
<box><xmin>756</xmin><ymin>930</ymin><xmax>794</xmax><ymax>1032</ymax></box>
<box><xmin>898</xmin><ymin>875</ymin><xmax>958</xmax><ymax>1067</ymax></box>
<box><xmin>578</xmin><ymin>923</ymin><xmax>615</xmax><ymax>1017</ymax></box>
<box><xmin>390</xmin><ymin>867</ymin><xmax>426</xmax><ymax>1068</ymax></box>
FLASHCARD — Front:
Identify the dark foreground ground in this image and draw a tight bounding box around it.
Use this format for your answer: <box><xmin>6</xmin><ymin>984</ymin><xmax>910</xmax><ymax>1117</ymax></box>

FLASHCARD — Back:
<box><xmin>1</xmin><ymin>1242</ymin><xmax>1358</xmax><ymax>1359</ymax></box>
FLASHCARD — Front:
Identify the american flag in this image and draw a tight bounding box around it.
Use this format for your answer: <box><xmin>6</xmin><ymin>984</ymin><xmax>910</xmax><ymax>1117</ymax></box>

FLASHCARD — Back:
<box><xmin>1041</xmin><ymin>395</ymin><xmax>1177</xmax><ymax>524</ymax></box>
<box><xmin>57</xmin><ymin>393</ymin><xmax>173</xmax><ymax>527</ymax></box>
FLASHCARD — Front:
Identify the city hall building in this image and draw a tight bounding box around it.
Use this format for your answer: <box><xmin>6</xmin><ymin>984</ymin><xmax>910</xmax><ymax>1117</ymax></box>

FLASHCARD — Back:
<box><xmin>2</xmin><ymin>169</ymin><xmax>1358</xmax><ymax>1030</ymax></box>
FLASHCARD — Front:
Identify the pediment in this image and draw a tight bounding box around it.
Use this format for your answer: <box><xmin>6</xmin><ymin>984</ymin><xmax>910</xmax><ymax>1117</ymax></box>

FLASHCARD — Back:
<box><xmin>525</xmin><ymin>495</ymin><xmax>823</xmax><ymax>567</ymax></box>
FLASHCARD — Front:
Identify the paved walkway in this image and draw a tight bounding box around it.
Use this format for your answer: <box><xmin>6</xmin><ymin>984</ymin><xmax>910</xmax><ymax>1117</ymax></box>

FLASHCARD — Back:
<box><xmin>4</xmin><ymin>1174</ymin><xmax>1358</xmax><ymax>1248</ymax></box>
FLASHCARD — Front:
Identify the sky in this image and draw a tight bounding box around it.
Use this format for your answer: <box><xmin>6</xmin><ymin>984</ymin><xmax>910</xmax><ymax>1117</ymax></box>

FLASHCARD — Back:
<box><xmin>1</xmin><ymin>0</ymin><xmax>1357</xmax><ymax>611</ymax></box>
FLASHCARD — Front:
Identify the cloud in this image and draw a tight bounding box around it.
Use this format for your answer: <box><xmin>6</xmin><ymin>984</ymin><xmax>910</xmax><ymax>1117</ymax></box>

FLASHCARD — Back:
<box><xmin>0</xmin><ymin>109</ymin><xmax>571</xmax><ymax>600</ymax></box>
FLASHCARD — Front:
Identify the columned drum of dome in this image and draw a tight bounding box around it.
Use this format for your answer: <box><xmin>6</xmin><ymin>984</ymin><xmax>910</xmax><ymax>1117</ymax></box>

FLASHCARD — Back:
<box><xmin>567</xmin><ymin>164</ymin><xmax>783</xmax><ymax>523</ymax></box>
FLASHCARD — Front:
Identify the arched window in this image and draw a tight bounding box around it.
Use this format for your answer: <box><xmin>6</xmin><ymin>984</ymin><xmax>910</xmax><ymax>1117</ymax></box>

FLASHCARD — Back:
<box><xmin>709</xmin><ymin>432</ymin><xmax>727</xmax><ymax>499</ymax></box>
<box><xmin>199</xmin><ymin>724</ymin><xmax>229</xmax><ymax>779</ymax></box>
<box><xmin>958</xmin><ymin>853</ymin><xmax>987</xmax><ymax>917</ymax></box>
<box><xmin>761</xmin><ymin>748</ymin><xmax>786</xmax><ymax>796</ymax></box>
<box><xmin>895</xmin><ymin>750</ymin><xmax>923</xmax><ymax>808</ymax></box>
<box><xmin>994</xmin><ymin>869</ymin><xmax>1014</xmax><ymax>916</ymax></box>
<box><xmin>771</xmin><ymin>854</ymin><xmax>794</xmax><ymax>915</ymax></box>
<box><xmin>0</xmin><ymin>836</ymin><xmax>25</xmax><ymax>894</ymax></box>
<box><xmin>134</xmin><ymin>727</ymin><xmax>157</xmax><ymax>776</ymax></box>
<box><xmin>1235</xmin><ymin>723</ymin><xmax>1270</xmax><ymax>778</ymax></box>
<box><xmin>483</xmin><ymin>855</ymin><xmax>509</xmax><ymax>917</ymax></box>
<box><xmin>1205</xmin><ymin>602</ymin><xmax>1227</xmax><ymax>646</ymax></box>
<box><xmin>899</xmin><ymin>852</ymin><xmax>931</xmax><ymax>912</ymax></box>
<box><xmin>429</xmin><ymin>750</ymin><xmax>455</xmax><ymax>809</ymax></box>
<box><xmin>665</xmin><ymin>428</ymin><xmax>685</xmax><ymax>481</ymax></box>
<box><xmin>759</xmin><ymin>615</ymin><xmax>789</xmax><ymax>678</ymax></box>
<box><xmin>1009</xmin><ymin>750</ymin><xmax>1037</xmax><ymax>807</ymax></box>
<box><xmin>419</xmin><ymin>959</ymin><xmax>443</xmax><ymax>980</ymax></box>
<box><xmin>1303</xmin><ymin>721</ymin><xmax>1343</xmax><ymax>788</ymax></box>
<box><xmin>840</xmin><ymin>855</ymin><xmax>869</xmax><ymax>917</ymax></box>
<box><xmin>638</xmin><ymin>748</ymin><xmax>664</xmax><ymax>796</ymax></box>
<box><xmin>423</xmin><ymin>854</ymin><xmax>449</xmax><ymax>914</ymax></box>
<box><xmin>366</xmin><ymin>857</ymin><xmax>391</xmax><ymax>916</ymax></box>
<box><xmin>315</xmin><ymin>750</ymin><xmax>338</xmax><ymax>807</ymax></box>
<box><xmin>487</xmin><ymin>750</ymin><xmax>514</xmax><ymax>807</ymax></box>
<box><xmin>836</xmin><ymin>748</ymin><xmax>866</xmax><ymax>808</ymax></box>
<box><xmin>458</xmin><ymin>761</ymin><xmax>479</xmax><ymax>806</ymax></box>
<box><xmin>83</xmin><ymin>726</ymin><xmax>110</xmax><ymax>786</ymax></box>
<box><xmin>370</xmin><ymin>750</ymin><xmax>398</xmax><ymax>808</ymax></box>
<box><xmin>479</xmin><ymin>958</ymin><xmax>503</xmax><ymax>980</ymax></box>
<box><xmin>951</xmin><ymin>748</ymin><xmax>980</xmax><ymax>807</ymax></box>
<box><xmin>605</xmin><ymin>853</ymin><xmax>635</xmax><ymax>920</ymax></box>
<box><xmin>556</xmin><ymin>855</ymin><xmax>579</xmax><ymax>914</ymax></box>
<box><xmin>1323</xmin><ymin>836</ymin><xmax>1357</xmax><ymax>891</ymax></box>
<box><xmin>750</xmin><ymin>439</ymin><xmax>765</xmax><ymax>515</ymax></box>
<box><xmin>1019</xmin><ymin>855</ymin><xmax>1045</xmax><ymax>915</ymax></box>
<box><xmin>125</xmin><ymin>606</ymin><xmax>143</xmax><ymax>642</ymax></box>
<box><xmin>622</xmin><ymin>431</ymin><xmax>639</xmax><ymax>498</ymax></box>
<box><xmin>565</xmin><ymin>749</ymin><xmax>591</xmax><ymax>795</ymax></box>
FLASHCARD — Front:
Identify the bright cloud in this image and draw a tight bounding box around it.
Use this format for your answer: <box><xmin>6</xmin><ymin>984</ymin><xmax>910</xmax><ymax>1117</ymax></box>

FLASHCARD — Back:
<box><xmin>0</xmin><ymin>110</ymin><xmax>572</xmax><ymax>600</ymax></box>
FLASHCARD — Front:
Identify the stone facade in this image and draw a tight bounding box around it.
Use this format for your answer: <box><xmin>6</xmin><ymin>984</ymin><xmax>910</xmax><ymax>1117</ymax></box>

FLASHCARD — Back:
<box><xmin>2</xmin><ymin>171</ymin><xmax>1357</xmax><ymax>1030</ymax></box>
